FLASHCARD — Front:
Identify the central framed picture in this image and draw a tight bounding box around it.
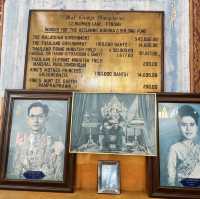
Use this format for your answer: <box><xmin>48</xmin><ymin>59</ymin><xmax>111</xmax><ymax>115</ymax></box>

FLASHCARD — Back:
<box><xmin>148</xmin><ymin>93</ymin><xmax>200</xmax><ymax>198</ymax></box>
<box><xmin>70</xmin><ymin>92</ymin><xmax>157</xmax><ymax>156</ymax></box>
<box><xmin>0</xmin><ymin>90</ymin><xmax>75</xmax><ymax>192</ymax></box>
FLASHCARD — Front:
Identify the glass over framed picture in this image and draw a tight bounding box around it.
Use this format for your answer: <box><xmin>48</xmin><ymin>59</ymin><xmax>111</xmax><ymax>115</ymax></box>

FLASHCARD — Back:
<box><xmin>70</xmin><ymin>92</ymin><xmax>157</xmax><ymax>156</ymax></box>
<box><xmin>98</xmin><ymin>161</ymin><xmax>120</xmax><ymax>194</ymax></box>
<box><xmin>0</xmin><ymin>90</ymin><xmax>75</xmax><ymax>192</ymax></box>
<box><xmin>148</xmin><ymin>93</ymin><xmax>200</xmax><ymax>198</ymax></box>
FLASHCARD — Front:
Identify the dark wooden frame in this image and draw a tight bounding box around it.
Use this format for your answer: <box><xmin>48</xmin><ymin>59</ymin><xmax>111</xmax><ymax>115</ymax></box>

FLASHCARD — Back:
<box><xmin>0</xmin><ymin>89</ymin><xmax>75</xmax><ymax>192</ymax></box>
<box><xmin>190</xmin><ymin>0</ymin><xmax>200</xmax><ymax>92</ymax></box>
<box><xmin>97</xmin><ymin>160</ymin><xmax>120</xmax><ymax>194</ymax></box>
<box><xmin>148</xmin><ymin>93</ymin><xmax>200</xmax><ymax>198</ymax></box>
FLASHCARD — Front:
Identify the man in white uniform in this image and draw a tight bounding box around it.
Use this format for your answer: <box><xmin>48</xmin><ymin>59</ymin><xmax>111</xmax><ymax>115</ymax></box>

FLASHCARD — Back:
<box><xmin>13</xmin><ymin>102</ymin><xmax>64</xmax><ymax>181</ymax></box>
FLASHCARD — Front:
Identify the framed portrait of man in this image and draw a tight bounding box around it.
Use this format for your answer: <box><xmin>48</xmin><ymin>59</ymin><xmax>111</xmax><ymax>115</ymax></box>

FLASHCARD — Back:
<box><xmin>70</xmin><ymin>92</ymin><xmax>157</xmax><ymax>156</ymax></box>
<box><xmin>0</xmin><ymin>89</ymin><xmax>75</xmax><ymax>192</ymax></box>
<box><xmin>98</xmin><ymin>161</ymin><xmax>120</xmax><ymax>194</ymax></box>
<box><xmin>148</xmin><ymin>93</ymin><xmax>200</xmax><ymax>198</ymax></box>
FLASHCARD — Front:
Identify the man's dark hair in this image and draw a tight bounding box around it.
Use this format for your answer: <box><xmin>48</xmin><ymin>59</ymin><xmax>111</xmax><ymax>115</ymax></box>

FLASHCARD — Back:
<box><xmin>27</xmin><ymin>102</ymin><xmax>49</xmax><ymax>116</ymax></box>
<box><xmin>177</xmin><ymin>105</ymin><xmax>199</xmax><ymax>125</ymax></box>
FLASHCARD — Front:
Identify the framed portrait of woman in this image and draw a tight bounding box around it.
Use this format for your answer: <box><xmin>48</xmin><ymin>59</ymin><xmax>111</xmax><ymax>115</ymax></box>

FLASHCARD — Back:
<box><xmin>148</xmin><ymin>93</ymin><xmax>200</xmax><ymax>198</ymax></box>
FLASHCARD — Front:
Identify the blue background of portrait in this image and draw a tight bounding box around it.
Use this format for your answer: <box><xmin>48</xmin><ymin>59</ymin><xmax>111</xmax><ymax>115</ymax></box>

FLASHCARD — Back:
<box><xmin>6</xmin><ymin>99</ymin><xmax>69</xmax><ymax>177</ymax></box>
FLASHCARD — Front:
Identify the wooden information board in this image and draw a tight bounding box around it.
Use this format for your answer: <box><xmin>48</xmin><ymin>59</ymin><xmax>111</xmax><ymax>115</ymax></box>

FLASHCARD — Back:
<box><xmin>24</xmin><ymin>10</ymin><xmax>163</xmax><ymax>92</ymax></box>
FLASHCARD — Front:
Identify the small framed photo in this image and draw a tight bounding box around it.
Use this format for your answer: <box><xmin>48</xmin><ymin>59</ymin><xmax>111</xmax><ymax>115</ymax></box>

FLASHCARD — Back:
<box><xmin>98</xmin><ymin>161</ymin><xmax>120</xmax><ymax>194</ymax></box>
<box><xmin>70</xmin><ymin>92</ymin><xmax>157</xmax><ymax>156</ymax></box>
<box><xmin>148</xmin><ymin>93</ymin><xmax>200</xmax><ymax>198</ymax></box>
<box><xmin>0</xmin><ymin>90</ymin><xmax>75</xmax><ymax>192</ymax></box>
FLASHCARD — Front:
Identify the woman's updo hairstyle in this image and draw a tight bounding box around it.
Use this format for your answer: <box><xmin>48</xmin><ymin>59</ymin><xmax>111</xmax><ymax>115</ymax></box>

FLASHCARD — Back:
<box><xmin>177</xmin><ymin>105</ymin><xmax>199</xmax><ymax>125</ymax></box>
